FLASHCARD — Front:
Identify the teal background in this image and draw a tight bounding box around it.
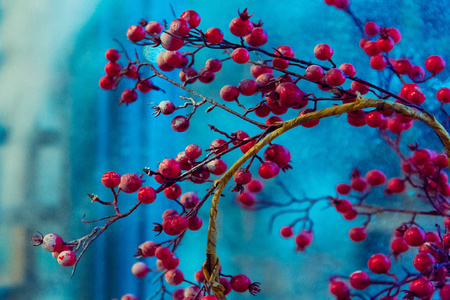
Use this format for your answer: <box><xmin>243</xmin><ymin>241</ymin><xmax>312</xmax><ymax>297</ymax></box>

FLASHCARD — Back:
<box><xmin>0</xmin><ymin>0</ymin><xmax>449</xmax><ymax>299</ymax></box>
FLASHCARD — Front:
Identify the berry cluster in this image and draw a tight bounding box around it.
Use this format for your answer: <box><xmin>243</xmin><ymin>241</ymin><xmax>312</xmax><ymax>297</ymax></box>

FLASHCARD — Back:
<box><xmin>33</xmin><ymin>2</ymin><xmax>450</xmax><ymax>300</ymax></box>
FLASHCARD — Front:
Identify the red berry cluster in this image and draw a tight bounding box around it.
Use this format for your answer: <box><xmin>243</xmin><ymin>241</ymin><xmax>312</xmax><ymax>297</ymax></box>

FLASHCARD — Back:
<box><xmin>32</xmin><ymin>232</ymin><xmax>76</xmax><ymax>267</ymax></box>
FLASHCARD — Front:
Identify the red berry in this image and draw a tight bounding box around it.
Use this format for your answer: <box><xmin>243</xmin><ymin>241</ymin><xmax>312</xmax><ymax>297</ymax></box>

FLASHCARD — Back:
<box><xmin>266</xmin><ymin>116</ymin><xmax>284</xmax><ymax>125</ymax></box>
<box><xmin>198</xmin><ymin>67</ymin><xmax>215</xmax><ymax>83</ymax></box>
<box><xmin>207</xmin><ymin>159</ymin><xmax>227</xmax><ymax>175</ymax></box>
<box><xmin>258</xmin><ymin>161</ymin><xmax>280</xmax><ymax>179</ymax></box>
<box><xmin>105</xmin><ymin>62</ymin><xmax>121</xmax><ymax>76</ymax></box>
<box><xmin>334</xmin><ymin>199</ymin><xmax>352</xmax><ymax>213</ymax></box>
<box><xmin>349</xmin><ymin>227</ymin><xmax>367</xmax><ymax>242</ymax></box>
<box><xmin>413</xmin><ymin>252</ymin><xmax>436</xmax><ymax>272</ymax></box>
<box><xmin>234</xmin><ymin>168</ymin><xmax>252</xmax><ymax>185</ymax></box>
<box><xmin>145</xmin><ymin>21</ymin><xmax>162</xmax><ymax>35</ymax></box>
<box><xmin>343</xmin><ymin>209</ymin><xmax>358</xmax><ymax>220</ymax></box>
<box><xmin>165</xmin><ymin>269</ymin><xmax>184</xmax><ymax>286</ymax></box>
<box><xmin>188</xmin><ymin>216</ymin><xmax>203</xmax><ymax>231</ymax></box>
<box><xmin>275</xmin><ymin>45</ymin><xmax>295</xmax><ymax>57</ymax></box>
<box><xmin>164</xmin><ymin>184</ymin><xmax>182</xmax><ymax>200</ymax></box>
<box><xmin>42</xmin><ymin>233</ymin><xmax>64</xmax><ymax>252</ymax></box>
<box><xmin>121</xmin><ymin>89</ymin><xmax>138</xmax><ymax>105</ymax></box>
<box><xmin>390</xmin><ymin>237</ymin><xmax>409</xmax><ymax>253</ymax></box>
<box><xmin>171</xmin><ymin>116</ymin><xmax>190</xmax><ymax>132</ymax></box>
<box><xmin>236</xmin><ymin>191</ymin><xmax>257</xmax><ymax>208</ymax></box>
<box><xmin>410</xmin><ymin>65</ymin><xmax>425</xmax><ymax>81</ymax></box>
<box><xmin>263</xmin><ymin>144</ymin><xmax>291</xmax><ymax>168</ymax></box>
<box><xmin>336</xmin><ymin>183</ymin><xmax>352</xmax><ymax>195</ymax></box>
<box><xmin>366</xmin><ymin>111</ymin><xmax>385</xmax><ymax>128</ymax></box>
<box><xmin>351</xmin><ymin>177</ymin><xmax>367</xmax><ymax>192</ymax></box>
<box><xmin>119</xmin><ymin>173</ymin><xmax>143</xmax><ymax>193</ymax></box>
<box><xmin>329</xmin><ymin>281</ymin><xmax>349</xmax><ymax>298</ymax></box>
<box><xmin>102</xmin><ymin>171</ymin><xmax>121</xmax><ymax>188</ymax></box>
<box><xmin>238</xmin><ymin>78</ymin><xmax>257</xmax><ymax>96</ymax></box>
<box><xmin>220</xmin><ymin>85</ymin><xmax>239</xmax><ymax>101</ymax></box>
<box><xmin>230</xmin><ymin>274</ymin><xmax>251</xmax><ymax>293</ymax></box>
<box><xmin>339</xmin><ymin>63</ymin><xmax>356</xmax><ymax>76</ymax></box>
<box><xmin>121</xmin><ymin>294</ymin><xmax>138</xmax><ymax>300</ymax></box>
<box><xmin>376</xmin><ymin>37</ymin><xmax>394</xmax><ymax>52</ymax></box>
<box><xmin>425</xmin><ymin>55</ymin><xmax>446</xmax><ymax>74</ymax></box>
<box><xmin>367</xmin><ymin>253</ymin><xmax>391</xmax><ymax>274</ymax></box>
<box><xmin>229</xmin><ymin>9</ymin><xmax>253</xmax><ymax>37</ymax></box>
<box><xmin>409</xmin><ymin>277</ymin><xmax>434</xmax><ymax>299</ymax></box>
<box><xmin>364</xmin><ymin>41</ymin><xmax>381</xmax><ymax>56</ymax></box>
<box><xmin>387</xmin><ymin>27</ymin><xmax>402</xmax><ymax>43</ymax></box>
<box><xmin>325</xmin><ymin>68</ymin><xmax>346</xmax><ymax>86</ymax></box>
<box><xmin>245</xmin><ymin>27</ymin><xmax>268</xmax><ymax>47</ymax></box>
<box><xmin>247</xmin><ymin>179</ymin><xmax>263</xmax><ymax>193</ymax></box>
<box><xmin>280</xmin><ymin>226</ymin><xmax>294</xmax><ymax>238</ymax></box>
<box><xmin>171</xmin><ymin>215</ymin><xmax>188</xmax><ymax>232</ymax></box>
<box><xmin>159</xmin><ymin>158</ymin><xmax>181</xmax><ymax>178</ymax></box>
<box><xmin>387</xmin><ymin>178</ymin><xmax>405</xmax><ymax>193</ymax></box>
<box><xmin>232</xmin><ymin>48</ymin><xmax>250</xmax><ymax>64</ymax></box>
<box><xmin>365</xmin><ymin>170</ymin><xmax>386</xmax><ymax>186</ymax></box>
<box><xmin>404</xmin><ymin>227</ymin><xmax>426</xmax><ymax>246</ymax></box>
<box><xmin>392</xmin><ymin>58</ymin><xmax>412</xmax><ymax>74</ymax></box>
<box><xmin>370</xmin><ymin>55</ymin><xmax>387</xmax><ymax>70</ymax></box>
<box><xmin>160</xmin><ymin>32</ymin><xmax>184</xmax><ymax>51</ymax></box>
<box><xmin>137</xmin><ymin>79</ymin><xmax>153</xmax><ymax>93</ymax></box>
<box><xmin>304</xmin><ymin>65</ymin><xmax>324</xmax><ymax>82</ymax></box>
<box><xmin>210</xmin><ymin>139</ymin><xmax>228</xmax><ymax>154</ymax></box>
<box><xmin>99</xmin><ymin>76</ymin><xmax>115</xmax><ymax>90</ymax></box>
<box><xmin>180</xmin><ymin>10</ymin><xmax>201</xmax><ymax>28</ymax></box>
<box><xmin>251</xmin><ymin>63</ymin><xmax>273</xmax><ymax>78</ymax></box>
<box><xmin>314</xmin><ymin>43</ymin><xmax>333</xmax><ymax>60</ymax></box>
<box><xmin>441</xmin><ymin>285</ymin><xmax>450</xmax><ymax>300</ymax></box>
<box><xmin>127</xmin><ymin>25</ymin><xmax>146</xmax><ymax>42</ymax></box>
<box><xmin>276</xmin><ymin>82</ymin><xmax>306</xmax><ymax>108</ymax></box>
<box><xmin>437</xmin><ymin>87</ymin><xmax>450</xmax><ymax>103</ymax></box>
<box><xmin>205</xmin><ymin>28</ymin><xmax>224</xmax><ymax>44</ymax></box>
<box><xmin>137</xmin><ymin>186</ymin><xmax>156</xmax><ymax>204</ymax></box>
<box><xmin>364</xmin><ymin>21</ymin><xmax>380</xmax><ymax>37</ymax></box>
<box><xmin>205</xmin><ymin>58</ymin><xmax>222</xmax><ymax>73</ymax></box>
<box><xmin>349</xmin><ymin>271</ymin><xmax>371</xmax><ymax>290</ymax></box>
<box><xmin>170</xmin><ymin>19</ymin><xmax>190</xmax><ymax>37</ymax></box>
<box><xmin>412</xmin><ymin>149</ymin><xmax>432</xmax><ymax>166</ymax></box>
<box><xmin>295</xmin><ymin>230</ymin><xmax>313</xmax><ymax>252</ymax></box>
<box><xmin>105</xmin><ymin>48</ymin><xmax>120</xmax><ymax>61</ymax></box>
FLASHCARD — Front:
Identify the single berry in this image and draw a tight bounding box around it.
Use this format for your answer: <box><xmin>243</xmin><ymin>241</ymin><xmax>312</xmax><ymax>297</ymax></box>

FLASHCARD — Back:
<box><xmin>145</xmin><ymin>21</ymin><xmax>162</xmax><ymax>35</ymax></box>
<box><xmin>171</xmin><ymin>116</ymin><xmax>190</xmax><ymax>132</ymax></box>
<box><xmin>425</xmin><ymin>55</ymin><xmax>446</xmax><ymax>74</ymax></box>
<box><xmin>349</xmin><ymin>271</ymin><xmax>371</xmax><ymax>290</ymax></box>
<box><xmin>137</xmin><ymin>186</ymin><xmax>156</xmax><ymax>204</ymax></box>
<box><xmin>230</xmin><ymin>274</ymin><xmax>251</xmax><ymax>292</ymax></box>
<box><xmin>180</xmin><ymin>10</ymin><xmax>201</xmax><ymax>28</ymax></box>
<box><xmin>127</xmin><ymin>25</ymin><xmax>146</xmax><ymax>42</ymax></box>
<box><xmin>57</xmin><ymin>250</ymin><xmax>77</xmax><ymax>267</ymax></box>
<box><xmin>105</xmin><ymin>48</ymin><xmax>120</xmax><ymax>61</ymax></box>
<box><xmin>232</xmin><ymin>48</ymin><xmax>250</xmax><ymax>64</ymax></box>
<box><xmin>280</xmin><ymin>226</ymin><xmax>294</xmax><ymax>238</ymax></box>
<box><xmin>367</xmin><ymin>253</ymin><xmax>391</xmax><ymax>274</ymax></box>
<box><xmin>119</xmin><ymin>173</ymin><xmax>143</xmax><ymax>193</ymax></box>
<box><xmin>205</xmin><ymin>27</ymin><xmax>224</xmax><ymax>44</ymax></box>
<box><xmin>325</xmin><ymin>68</ymin><xmax>346</xmax><ymax>86</ymax></box>
<box><xmin>314</xmin><ymin>43</ymin><xmax>333</xmax><ymax>60</ymax></box>
<box><xmin>349</xmin><ymin>227</ymin><xmax>367</xmax><ymax>242</ymax></box>
<box><xmin>132</xmin><ymin>262</ymin><xmax>150</xmax><ymax>277</ymax></box>
<box><xmin>101</xmin><ymin>171</ymin><xmax>121</xmax><ymax>188</ymax></box>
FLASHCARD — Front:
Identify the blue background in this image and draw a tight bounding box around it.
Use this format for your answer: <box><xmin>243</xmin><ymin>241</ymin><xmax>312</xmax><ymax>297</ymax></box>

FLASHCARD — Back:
<box><xmin>0</xmin><ymin>0</ymin><xmax>449</xmax><ymax>299</ymax></box>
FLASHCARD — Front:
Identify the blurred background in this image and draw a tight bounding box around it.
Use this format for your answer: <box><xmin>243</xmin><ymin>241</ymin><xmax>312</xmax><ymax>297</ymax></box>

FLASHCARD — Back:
<box><xmin>0</xmin><ymin>0</ymin><xmax>449</xmax><ymax>299</ymax></box>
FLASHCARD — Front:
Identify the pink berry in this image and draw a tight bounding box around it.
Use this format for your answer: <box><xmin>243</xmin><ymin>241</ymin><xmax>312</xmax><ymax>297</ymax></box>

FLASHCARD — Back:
<box><xmin>42</xmin><ymin>233</ymin><xmax>64</xmax><ymax>252</ymax></box>
<box><xmin>180</xmin><ymin>192</ymin><xmax>199</xmax><ymax>209</ymax></box>
<box><xmin>165</xmin><ymin>269</ymin><xmax>184</xmax><ymax>286</ymax></box>
<box><xmin>57</xmin><ymin>250</ymin><xmax>77</xmax><ymax>267</ymax></box>
<box><xmin>206</xmin><ymin>159</ymin><xmax>227</xmax><ymax>175</ymax></box>
<box><xmin>119</xmin><ymin>174</ymin><xmax>143</xmax><ymax>193</ymax></box>
<box><xmin>295</xmin><ymin>230</ymin><xmax>313</xmax><ymax>252</ymax></box>
<box><xmin>370</xmin><ymin>55</ymin><xmax>387</xmax><ymax>70</ymax></box>
<box><xmin>247</xmin><ymin>179</ymin><xmax>263</xmax><ymax>193</ymax></box>
<box><xmin>141</xmin><ymin>241</ymin><xmax>158</xmax><ymax>257</ymax></box>
<box><xmin>164</xmin><ymin>184</ymin><xmax>182</xmax><ymax>200</ymax></box>
<box><xmin>145</xmin><ymin>21</ymin><xmax>162</xmax><ymax>35</ymax></box>
<box><xmin>314</xmin><ymin>43</ymin><xmax>333</xmax><ymax>60</ymax></box>
<box><xmin>339</xmin><ymin>63</ymin><xmax>356</xmax><ymax>76</ymax></box>
<box><xmin>258</xmin><ymin>161</ymin><xmax>280</xmax><ymax>179</ymax></box>
<box><xmin>364</xmin><ymin>21</ymin><xmax>380</xmax><ymax>37</ymax></box>
<box><xmin>188</xmin><ymin>216</ymin><xmax>203</xmax><ymax>231</ymax></box>
<box><xmin>325</xmin><ymin>68</ymin><xmax>346</xmax><ymax>86</ymax></box>
<box><xmin>336</xmin><ymin>183</ymin><xmax>351</xmax><ymax>195</ymax></box>
<box><xmin>245</xmin><ymin>27</ymin><xmax>268</xmax><ymax>47</ymax></box>
<box><xmin>132</xmin><ymin>262</ymin><xmax>150</xmax><ymax>277</ymax></box>
<box><xmin>304</xmin><ymin>65</ymin><xmax>325</xmax><ymax>82</ymax></box>
<box><xmin>121</xmin><ymin>89</ymin><xmax>138</xmax><ymax>105</ymax></box>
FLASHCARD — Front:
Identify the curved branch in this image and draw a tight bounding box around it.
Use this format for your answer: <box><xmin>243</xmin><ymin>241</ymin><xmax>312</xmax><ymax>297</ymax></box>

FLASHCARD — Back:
<box><xmin>204</xmin><ymin>95</ymin><xmax>450</xmax><ymax>299</ymax></box>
